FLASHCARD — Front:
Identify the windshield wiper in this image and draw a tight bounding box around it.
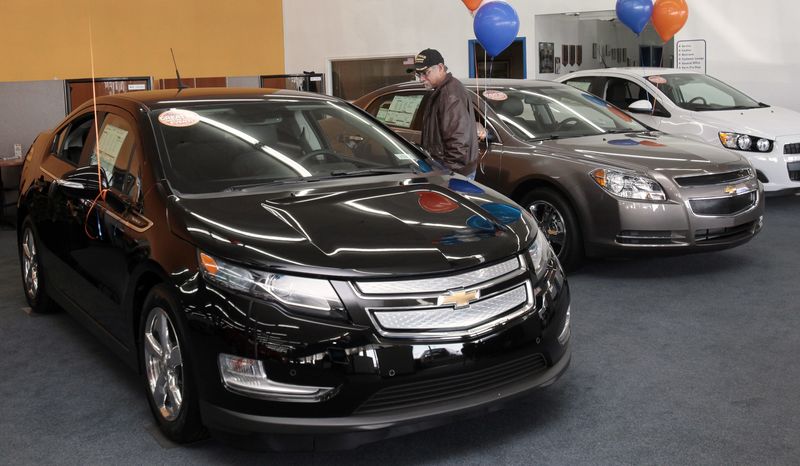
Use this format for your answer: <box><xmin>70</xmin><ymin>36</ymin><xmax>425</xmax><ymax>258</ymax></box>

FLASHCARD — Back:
<box><xmin>604</xmin><ymin>129</ymin><xmax>640</xmax><ymax>134</ymax></box>
<box><xmin>328</xmin><ymin>168</ymin><xmax>418</xmax><ymax>177</ymax></box>
<box><xmin>223</xmin><ymin>177</ymin><xmax>322</xmax><ymax>191</ymax></box>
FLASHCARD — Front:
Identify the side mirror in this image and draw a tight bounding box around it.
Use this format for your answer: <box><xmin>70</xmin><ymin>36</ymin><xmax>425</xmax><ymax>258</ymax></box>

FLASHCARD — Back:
<box><xmin>56</xmin><ymin>165</ymin><xmax>108</xmax><ymax>199</ymax></box>
<box><xmin>627</xmin><ymin>100</ymin><xmax>653</xmax><ymax>114</ymax></box>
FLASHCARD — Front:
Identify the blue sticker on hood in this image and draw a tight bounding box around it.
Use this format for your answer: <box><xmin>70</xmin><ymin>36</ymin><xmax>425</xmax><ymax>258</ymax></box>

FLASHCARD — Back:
<box><xmin>448</xmin><ymin>178</ymin><xmax>485</xmax><ymax>194</ymax></box>
<box><xmin>608</xmin><ymin>139</ymin><xmax>640</xmax><ymax>146</ymax></box>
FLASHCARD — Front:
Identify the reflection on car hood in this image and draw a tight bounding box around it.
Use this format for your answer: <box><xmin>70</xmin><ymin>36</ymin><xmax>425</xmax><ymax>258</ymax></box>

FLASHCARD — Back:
<box><xmin>169</xmin><ymin>175</ymin><xmax>534</xmax><ymax>277</ymax></box>
<box><xmin>535</xmin><ymin>132</ymin><xmax>748</xmax><ymax>174</ymax></box>
<box><xmin>689</xmin><ymin>105</ymin><xmax>800</xmax><ymax>139</ymax></box>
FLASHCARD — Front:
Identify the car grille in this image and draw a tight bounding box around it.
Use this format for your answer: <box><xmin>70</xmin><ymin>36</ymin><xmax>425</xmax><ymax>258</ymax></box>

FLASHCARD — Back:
<box><xmin>689</xmin><ymin>191</ymin><xmax>757</xmax><ymax>216</ymax></box>
<box><xmin>674</xmin><ymin>169</ymin><xmax>753</xmax><ymax>187</ymax></box>
<box><xmin>372</xmin><ymin>285</ymin><xmax>528</xmax><ymax>331</ymax></box>
<box><xmin>788</xmin><ymin>161</ymin><xmax>800</xmax><ymax>181</ymax></box>
<box><xmin>355</xmin><ymin>256</ymin><xmax>533</xmax><ymax>339</ymax></box>
<box><xmin>353</xmin><ymin>352</ymin><xmax>548</xmax><ymax>415</ymax></box>
<box><xmin>784</xmin><ymin>143</ymin><xmax>800</xmax><ymax>154</ymax></box>
<box><xmin>695</xmin><ymin>221</ymin><xmax>757</xmax><ymax>244</ymax></box>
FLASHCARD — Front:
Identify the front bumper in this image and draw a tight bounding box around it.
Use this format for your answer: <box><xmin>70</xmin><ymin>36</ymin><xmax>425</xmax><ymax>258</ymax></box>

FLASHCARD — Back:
<box><xmin>202</xmin><ymin>345</ymin><xmax>571</xmax><ymax>450</ymax></box>
<box><xmin>177</xmin><ymin>254</ymin><xmax>571</xmax><ymax>449</ymax></box>
<box><xmin>584</xmin><ymin>181</ymin><xmax>764</xmax><ymax>256</ymax></box>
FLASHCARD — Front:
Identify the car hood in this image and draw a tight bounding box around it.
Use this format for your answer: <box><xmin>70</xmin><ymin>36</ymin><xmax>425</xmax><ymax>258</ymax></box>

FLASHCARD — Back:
<box><xmin>690</xmin><ymin>106</ymin><xmax>800</xmax><ymax>139</ymax></box>
<box><xmin>535</xmin><ymin>132</ymin><xmax>748</xmax><ymax>175</ymax></box>
<box><xmin>168</xmin><ymin>175</ymin><xmax>534</xmax><ymax>278</ymax></box>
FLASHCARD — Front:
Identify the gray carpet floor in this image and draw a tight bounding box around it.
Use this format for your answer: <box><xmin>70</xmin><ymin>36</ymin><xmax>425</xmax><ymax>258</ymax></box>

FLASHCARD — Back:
<box><xmin>1</xmin><ymin>196</ymin><xmax>799</xmax><ymax>465</ymax></box>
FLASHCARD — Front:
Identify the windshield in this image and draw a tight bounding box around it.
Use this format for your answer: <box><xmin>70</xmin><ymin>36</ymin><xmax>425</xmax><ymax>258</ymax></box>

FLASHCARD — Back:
<box><xmin>650</xmin><ymin>73</ymin><xmax>762</xmax><ymax>111</ymax></box>
<box><xmin>481</xmin><ymin>86</ymin><xmax>647</xmax><ymax>141</ymax></box>
<box><xmin>152</xmin><ymin>100</ymin><xmax>433</xmax><ymax>194</ymax></box>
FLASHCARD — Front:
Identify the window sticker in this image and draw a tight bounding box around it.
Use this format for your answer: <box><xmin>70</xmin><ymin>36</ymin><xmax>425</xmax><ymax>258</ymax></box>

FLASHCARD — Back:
<box><xmin>98</xmin><ymin>124</ymin><xmax>129</xmax><ymax>179</ymax></box>
<box><xmin>648</xmin><ymin>75</ymin><xmax>667</xmax><ymax>84</ymax></box>
<box><xmin>482</xmin><ymin>90</ymin><xmax>508</xmax><ymax>101</ymax></box>
<box><xmin>158</xmin><ymin>109</ymin><xmax>201</xmax><ymax>127</ymax></box>
<box><xmin>382</xmin><ymin>95</ymin><xmax>423</xmax><ymax>128</ymax></box>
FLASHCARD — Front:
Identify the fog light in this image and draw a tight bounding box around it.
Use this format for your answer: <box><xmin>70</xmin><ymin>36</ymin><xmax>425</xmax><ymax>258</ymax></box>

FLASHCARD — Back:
<box><xmin>557</xmin><ymin>306</ymin><xmax>571</xmax><ymax>345</ymax></box>
<box><xmin>219</xmin><ymin>354</ymin><xmax>337</xmax><ymax>403</ymax></box>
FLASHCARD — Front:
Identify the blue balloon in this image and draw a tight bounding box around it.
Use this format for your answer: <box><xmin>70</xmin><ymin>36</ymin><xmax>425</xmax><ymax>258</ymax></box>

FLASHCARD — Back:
<box><xmin>473</xmin><ymin>2</ymin><xmax>520</xmax><ymax>58</ymax></box>
<box><xmin>616</xmin><ymin>0</ymin><xmax>653</xmax><ymax>36</ymax></box>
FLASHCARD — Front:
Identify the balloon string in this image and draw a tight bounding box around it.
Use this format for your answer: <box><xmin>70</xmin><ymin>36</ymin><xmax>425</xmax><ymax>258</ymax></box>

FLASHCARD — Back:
<box><xmin>85</xmin><ymin>17</ymin><xmax>109</xmax><ymax>241</ymax></box>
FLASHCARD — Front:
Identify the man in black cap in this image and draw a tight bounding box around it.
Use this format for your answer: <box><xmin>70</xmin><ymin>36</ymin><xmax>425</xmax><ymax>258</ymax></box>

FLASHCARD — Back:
<box><xmin>414</xmin><ymin>48</ymin><xmax>479</xmax><ymax>179</ymax></box>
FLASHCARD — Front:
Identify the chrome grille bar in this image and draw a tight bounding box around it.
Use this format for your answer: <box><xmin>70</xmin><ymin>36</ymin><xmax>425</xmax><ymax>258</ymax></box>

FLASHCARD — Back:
<box><xmin>354</xmin><ymin>256</ymin><xmax>521</xmax><ymax>296</ymax></box>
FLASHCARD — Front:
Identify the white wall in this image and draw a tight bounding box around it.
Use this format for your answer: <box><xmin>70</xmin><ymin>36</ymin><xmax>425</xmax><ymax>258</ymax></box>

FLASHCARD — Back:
<box><xmin>283</xmin><ymin>0</ymin><xmax>800</xmax><ymax>110</ymax></box>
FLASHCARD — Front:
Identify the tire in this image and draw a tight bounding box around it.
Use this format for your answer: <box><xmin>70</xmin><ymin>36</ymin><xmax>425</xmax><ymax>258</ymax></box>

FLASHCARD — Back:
<box><xmin>520</xmin><ymin>188</ymin><xmax>584</xmax><ymax>272</ymax></box>
<box><xmin>18</xmin><ymin>217</ymin><xmax>59</xmax><ymax>313</ymax></box>
<box><xmin>140</xmin><ymin>284</ymin><xmax>206</xmax><ymax>443</ymax></box>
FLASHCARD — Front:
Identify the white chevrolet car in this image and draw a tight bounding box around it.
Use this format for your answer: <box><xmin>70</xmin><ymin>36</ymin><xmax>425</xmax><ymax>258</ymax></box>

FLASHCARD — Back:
<box><xmin>556</xmin><ymin>68</ymin><xmax>800</xmax><ymax>195</ymax></box>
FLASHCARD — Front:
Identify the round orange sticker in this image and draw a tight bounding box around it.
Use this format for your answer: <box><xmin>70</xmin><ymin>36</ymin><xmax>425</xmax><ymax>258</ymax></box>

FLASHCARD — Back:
<box><xmin>482</xmin><ymin>90</ymin><xmax>508</xmax><ymax>101</ymax></box>
<box><xmin>158</xmin><ymin>109</ymin><xmax>201</xmax><ymax>127</ymax></box>
<box><xmin>648</xmin><ymin>75</ymin><xmax>667</xmax><ymax>85</ymax></box>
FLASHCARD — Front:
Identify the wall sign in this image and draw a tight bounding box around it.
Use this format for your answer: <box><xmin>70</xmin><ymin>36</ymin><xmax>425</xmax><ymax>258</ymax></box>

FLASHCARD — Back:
<box><xmin>676</xmin><ymin>39</ymin><xmax>707</xmax><ymax>74</ymax></box>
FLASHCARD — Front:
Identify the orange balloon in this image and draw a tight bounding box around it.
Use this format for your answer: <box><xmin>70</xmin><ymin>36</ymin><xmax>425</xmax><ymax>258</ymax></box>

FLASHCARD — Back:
<box><xmin>462</xmin><ymin>0</ymin><xmax>483</xmax><ymax>12</ymax></box>
<box><xmin>652</xmin><ymin>0</ymin><xmax>689</xmax><ymax>42</ymax></box>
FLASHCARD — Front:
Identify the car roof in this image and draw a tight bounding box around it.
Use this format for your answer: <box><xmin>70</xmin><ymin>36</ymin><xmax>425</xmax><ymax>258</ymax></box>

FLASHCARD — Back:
<box><xmin>562</xmin><ymin>67</ymin><xmax>700</xmax><ymax>78</ymax></box>
<box><xmin>369</xmin><ymin>78</ymin><xmax>566</xmax><ymax>93</ymax></box>
<box><xmin>76</xmin><ymin>87</ymin><xmax>339</xmax><ymax>113</ymax></box>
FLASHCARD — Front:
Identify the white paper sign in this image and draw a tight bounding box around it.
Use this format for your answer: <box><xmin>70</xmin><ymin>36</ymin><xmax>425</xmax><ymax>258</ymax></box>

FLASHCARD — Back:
<box><xmin>676</xmin><ymin>40</ymin><xmax>707</xmax><ymax>74</ymax></box>
<box><xmin>98</xmin><ymin>124</ymin><xmax>129</xmax><ymax>180</ymax></box>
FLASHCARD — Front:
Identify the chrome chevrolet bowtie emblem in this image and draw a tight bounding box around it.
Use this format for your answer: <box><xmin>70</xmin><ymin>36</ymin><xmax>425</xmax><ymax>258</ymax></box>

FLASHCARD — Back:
<box><xmin>724</xmin><ymin>185</ymin><xmax>749</xmax><ymax>195</ymax></box>
<box><xmin>438</xmin><ymin>289</ymin><xmax>480</xmax><ymax>309</ymax></box>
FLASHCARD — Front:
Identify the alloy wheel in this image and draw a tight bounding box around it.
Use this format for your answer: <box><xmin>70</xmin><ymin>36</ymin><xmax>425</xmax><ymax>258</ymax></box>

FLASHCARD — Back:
<box><xmin>529</xmin><ymin>200</ymin><xmax>567</xmax><ymax>256</ymax></box>
<box><xmin>21</xmin><ymin>228</ymin><xmax>39</xmax><ymax>299</ymax></box>
<box><xmin>144</xmin><ymin>307</ymin><xmax>184</xmax><ymax>421</ymax></box>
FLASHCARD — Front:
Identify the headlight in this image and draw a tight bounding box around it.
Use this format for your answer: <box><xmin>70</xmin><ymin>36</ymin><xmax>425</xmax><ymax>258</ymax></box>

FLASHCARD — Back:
<box><xmin>199</xmin><ymin>252</ymin><xmax>345</xmax><ymax>319</ymax></box>
<box><xmin>719</xmin><ymin>132</ymin><xmax>773</xmax><ymax>152</ymax></box>
<box><xmin>528</xmin><ymin>228</ymin><xmax>554</xmax><ymax>279</ymax></box>
<box><xmin>590</xmin><ymin>168</ymin><xmax>666</xmax><ymax>201</ymax></box>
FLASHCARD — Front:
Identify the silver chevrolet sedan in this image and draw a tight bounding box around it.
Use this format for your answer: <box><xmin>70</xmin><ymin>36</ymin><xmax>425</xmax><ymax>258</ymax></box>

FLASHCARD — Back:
<box><xmin>354</xmin><ymin>79</ymin><xmax>764</xmax><ymax>270</ymax></box>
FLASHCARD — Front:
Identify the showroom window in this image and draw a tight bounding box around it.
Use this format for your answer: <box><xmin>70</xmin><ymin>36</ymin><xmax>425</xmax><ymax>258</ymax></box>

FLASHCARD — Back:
<box><xmin>331</xmin><ymin>56</ymin><xmax>415</xmax><ymax>101</ymax></box>
<box><xmin>261</xmin><ymin>73</ymin><xmax>325</xmax><ymax>93</ymax></box>
<box><xmin>65</xmin><ymin>77</ymin><xmax>151</xmax><ymax>114</ymax></box>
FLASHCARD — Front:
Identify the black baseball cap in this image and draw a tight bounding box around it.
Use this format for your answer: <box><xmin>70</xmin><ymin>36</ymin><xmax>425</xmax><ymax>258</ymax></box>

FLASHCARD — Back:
<box><xmin>414</xmin><ymin>49</ymin><xmax>445</xmax><ymax>73</ymax></box>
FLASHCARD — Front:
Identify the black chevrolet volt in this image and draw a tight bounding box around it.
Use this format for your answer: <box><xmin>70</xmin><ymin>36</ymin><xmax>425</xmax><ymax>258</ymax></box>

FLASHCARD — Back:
<box><xmin>17</xmin><ymin>88</ymin><xmax>571</xmax><ymax>449</ymax></box>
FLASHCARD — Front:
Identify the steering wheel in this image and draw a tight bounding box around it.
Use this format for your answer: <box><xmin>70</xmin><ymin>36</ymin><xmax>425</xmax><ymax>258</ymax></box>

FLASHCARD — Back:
<box><xmin>297</xmin><ymin>149</ymin><xmax>349</xmax><ymax>165</ymax></box>
<box><xmin>556</xmin><ymin>117</ymin><xmax>581</xmax><ymax>131</ymax></box>
<box><xmin>688</xmin><ymin>96</ymin><xmax>708</xmax><ymax>106</ymax></box>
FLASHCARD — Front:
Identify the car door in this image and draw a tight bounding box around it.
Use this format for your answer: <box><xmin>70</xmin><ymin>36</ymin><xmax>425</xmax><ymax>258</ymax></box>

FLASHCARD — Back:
<box><xmin>35</xmin><ymin>111</ymin><xmax>104</xmax><ymax>301</ymax></box>
<box><xmin>64</xmin><ymin>108</ymin><xmax>150</xmax><ymax>344</ymax></box>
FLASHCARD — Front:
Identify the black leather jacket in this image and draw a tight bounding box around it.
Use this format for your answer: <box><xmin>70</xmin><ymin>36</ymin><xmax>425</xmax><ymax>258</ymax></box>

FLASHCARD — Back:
<box><xmin>421</xmin><ymin>73</ymin><xmax>478</xmax><ymax>175</ymax></box>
